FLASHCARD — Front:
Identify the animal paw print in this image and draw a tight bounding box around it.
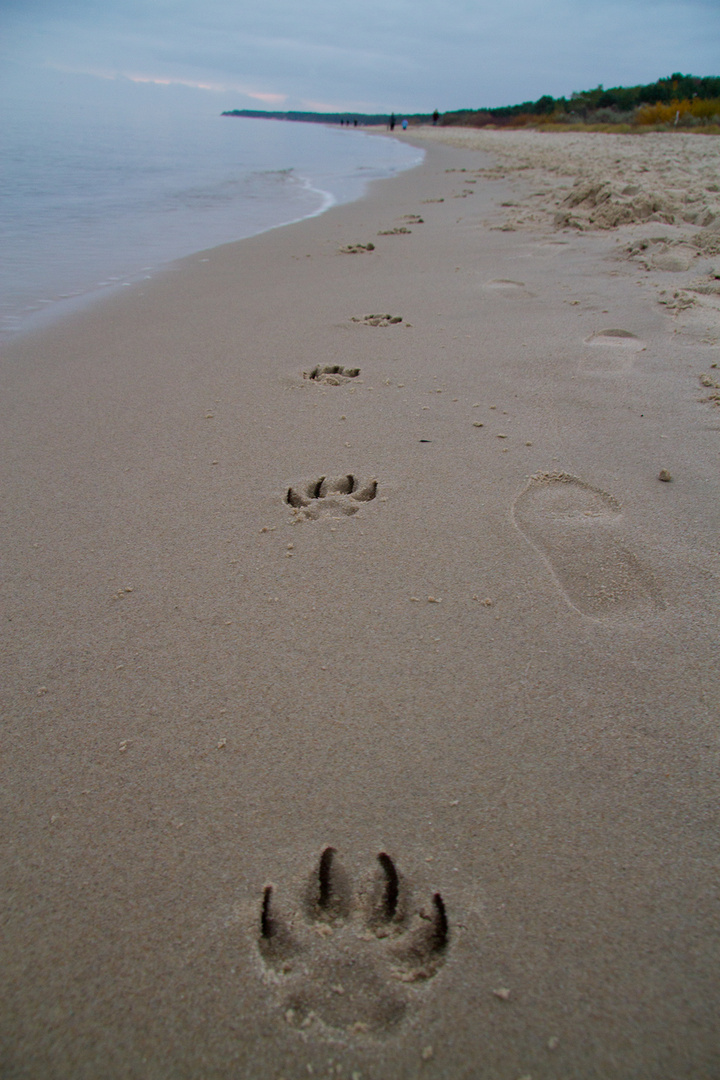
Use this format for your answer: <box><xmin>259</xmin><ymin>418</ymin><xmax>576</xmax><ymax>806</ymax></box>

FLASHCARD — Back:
<box><xmin>340</xmin><ymin>242</ymin><xmax>375</xmax><ymax>254</ymax></box>
<box><xmin>304</xmin><ymin>364</ymin><xmax>360</xmax><ymax>383</ymax></box>
<box><xmin>350</xmin><ymin>314</ymin><xmax>402</xmax><ymax>327</ymax></box>
<box><xmin>258</xmin><ymin>848</ymin><xmax>449</xmax><ymax>1036</ymax></box>
<box><xmin>286</xmin><ymin>475</ymin><xmax>377</xmax><ymax>519</ymax></box>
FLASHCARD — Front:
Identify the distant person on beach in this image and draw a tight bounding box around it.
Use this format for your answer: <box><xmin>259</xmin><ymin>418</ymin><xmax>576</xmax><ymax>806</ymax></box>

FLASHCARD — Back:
<box><xmin>389</xmin><ymin>113</ymin><xmax>396</xmax><ymax>130</ymax></box>
<box><xmin>433</xmin><ymin>109</ymin><xmax>439</xmax><ymax>125</ymax></box>
<box><xmin>402</xmin><ymin>119</ymin><xmax>408</xmax><ymax>130</ymax></box>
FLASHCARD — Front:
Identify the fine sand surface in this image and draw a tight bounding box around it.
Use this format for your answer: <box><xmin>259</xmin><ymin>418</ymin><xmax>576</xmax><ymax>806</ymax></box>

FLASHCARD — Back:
<box><xmin>1</xmin><ymin>129</ymin><xmax>719</xmax><ymax>1079</ymax></box>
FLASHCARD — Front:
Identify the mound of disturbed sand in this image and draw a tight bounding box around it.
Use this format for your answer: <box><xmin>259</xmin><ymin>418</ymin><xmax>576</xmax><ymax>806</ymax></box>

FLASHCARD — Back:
<box><xmin>402</xmin><ymin>127</ymin><xmax>720</xmax><ymax>343</ymax></box>
<box><xmin>401</xmin><ymin>127</ymin><xmax>720</xmax><ymax>236</ymax></box>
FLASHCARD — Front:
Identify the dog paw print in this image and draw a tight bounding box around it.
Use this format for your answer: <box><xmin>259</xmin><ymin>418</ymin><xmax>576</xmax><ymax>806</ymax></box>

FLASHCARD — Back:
<box><xmin>350</xmin><ymin>314</ymin><xmax>403</xmax><ymax>327</ymax></box>
<box><xmin>340</xmin><ymin>242</ymin><xmax>375</xmax><ymax>254</ymax></box>
<box><xmin>258</xmin><ymin>848</ymin><xmax>449</xmax><ymax>1036</ymax></box>
<box><xmin>304</xmin><ymin>364</ymin><xmax>360</xmax><ymax>384</ymax></box>
<box><xmin>286</xmin><ymin>475</ymin><xmax>378</xmax><ymax>519</ymax></box>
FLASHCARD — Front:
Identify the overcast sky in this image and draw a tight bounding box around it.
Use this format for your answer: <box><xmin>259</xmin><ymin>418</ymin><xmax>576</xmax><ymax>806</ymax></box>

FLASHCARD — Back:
<box><xmin>1</xmin><ymin>0</ymin><xmax>718</xmax><ymax>115</ymax></box>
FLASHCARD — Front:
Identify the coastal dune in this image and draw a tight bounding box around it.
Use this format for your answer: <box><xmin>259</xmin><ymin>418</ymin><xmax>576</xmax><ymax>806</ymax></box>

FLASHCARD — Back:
<box><xmin>1</xmin><ymin>132</ymin><xmax>719</xmax><ymax>1078</ymax></box>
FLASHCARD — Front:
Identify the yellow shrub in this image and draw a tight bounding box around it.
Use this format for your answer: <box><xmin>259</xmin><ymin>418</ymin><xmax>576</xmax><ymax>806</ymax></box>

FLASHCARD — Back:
<box><xmin>635</xmin><ymin>98</ymin><xmax>720</xmax><ymax>125</ymax></box>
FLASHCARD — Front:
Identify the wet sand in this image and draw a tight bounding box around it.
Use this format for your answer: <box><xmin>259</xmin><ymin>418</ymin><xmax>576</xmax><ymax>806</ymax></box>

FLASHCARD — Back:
<box><xmin>1</xmin><ymin>130</ymin><xmax>719</xmax><ymax>1079</ymax></box>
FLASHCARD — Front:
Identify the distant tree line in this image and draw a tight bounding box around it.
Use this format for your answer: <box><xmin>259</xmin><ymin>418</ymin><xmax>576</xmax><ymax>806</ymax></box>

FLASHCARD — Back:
<box><xmin>222</xmin><ymin>75</ymin><xmax>720</xmax><ymax>130</ymax></box>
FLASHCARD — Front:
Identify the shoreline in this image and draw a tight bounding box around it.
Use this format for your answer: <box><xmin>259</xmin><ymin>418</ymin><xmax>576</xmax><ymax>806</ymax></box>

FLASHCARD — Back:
<box><xmin>2</xmin><ymin>134</ymin><xmax>719</xmax><ymax>1079</ymax></box>
<box><xmin>0</xmin><ymin>123</ymin><xmax>423</xmax><ymax>345</ymax></box>
<box><xmin>0</xmin><ymin>184</ymin><xmax>342</xmax><ymax>347</ymax></box>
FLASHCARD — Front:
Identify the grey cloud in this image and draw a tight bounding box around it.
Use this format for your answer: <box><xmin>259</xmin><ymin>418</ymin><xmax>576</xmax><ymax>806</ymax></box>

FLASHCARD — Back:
<box><xmin>2</xmin><ymin>0</ymin><xmax>718</xmax><ymax>112</ymax></box>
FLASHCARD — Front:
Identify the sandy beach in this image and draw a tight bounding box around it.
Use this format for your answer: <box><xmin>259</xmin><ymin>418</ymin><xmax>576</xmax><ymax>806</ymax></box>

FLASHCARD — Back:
<box><xmin>2</xmin><ymin>128</ymin><xmax>719</xmax><ymax>1079</ymax></box>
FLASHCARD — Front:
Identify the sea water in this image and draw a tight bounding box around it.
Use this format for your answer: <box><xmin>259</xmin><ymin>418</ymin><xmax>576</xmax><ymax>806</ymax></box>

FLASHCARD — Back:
<box><xmin>0</xmin><ymin>92</ymin><xmax>422</xmax><ymax>340</ymax></box>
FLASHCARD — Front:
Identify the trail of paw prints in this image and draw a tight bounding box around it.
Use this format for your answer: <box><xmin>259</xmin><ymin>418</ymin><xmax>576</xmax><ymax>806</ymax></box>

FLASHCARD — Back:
<box><xmin>304</xmin><ymin>364</ymin><xmax>360</xmax><ymax>384</ymax></box>
<box><xmin>512</xmin><ymin>472</ymin><xmax>664</xmax><ymax>619</ymax></box>
<box><xmin>286</xmin><ymin>475</ymin><xmax>378</xmax><ymax>519</ymax></box>
<box><xmin>444</xmin><ymin>169</ymin><xmax>480</xmax><ymax>198</ymax></box>
<box><xmin>258</xmin><ymin>848</ymin><xmax>449</xmax><ymax>1038</ymax></box>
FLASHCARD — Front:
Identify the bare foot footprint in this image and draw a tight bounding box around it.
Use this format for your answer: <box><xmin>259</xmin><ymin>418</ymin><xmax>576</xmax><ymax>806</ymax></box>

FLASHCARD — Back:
<box><xmin>512</xmin><ymin>472</ymin><xmax>664</xmax><ymax>619</ymax></box>
<box><xmin>484</xmin><ymin>279</ymin><xmax>535</xmax><ymax>297</ymax></box>
<box><xmin>585</xmin><ymin>328</ymin><xmax>646</xmax><ymax>350</ymax></box>
<box><xmin>286</xmin><ymin>475</ymin><xmax>378</xmax><ymax>519</ymax></box>
<box><xmin>258</xmin><ymin>848</ymin><xmax>449</xmax><ymax>1037</ymax></box>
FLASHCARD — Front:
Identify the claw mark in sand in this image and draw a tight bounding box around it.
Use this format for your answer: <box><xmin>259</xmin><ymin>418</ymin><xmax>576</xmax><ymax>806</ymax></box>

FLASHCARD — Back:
<box><xmin>377</xmin><ymin>852</ymin><xmax>399</xmax><ymax>920</ymax></box>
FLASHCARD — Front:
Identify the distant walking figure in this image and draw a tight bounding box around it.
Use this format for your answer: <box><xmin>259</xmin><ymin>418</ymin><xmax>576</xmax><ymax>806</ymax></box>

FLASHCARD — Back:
<box><xmin>389</xmin><ymin>113</ymin><xmax>396</xmax><ymax>130</ymax></box>
<box><xmin>433</xmin><ymin>108</ymin><xmax>439</xmax><ymax>125</ymax></box>
<box><xmin>402</xmin><ymin>118</ymin><xmax>408</xmax><ymax>130</ymax></box>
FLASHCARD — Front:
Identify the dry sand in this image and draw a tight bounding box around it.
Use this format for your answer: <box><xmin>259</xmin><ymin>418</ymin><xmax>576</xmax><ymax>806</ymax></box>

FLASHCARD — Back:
<box><xmin>1</xmin><ymin>129</ymin><xmax>719</xmax><ymax>1079</ymax></box>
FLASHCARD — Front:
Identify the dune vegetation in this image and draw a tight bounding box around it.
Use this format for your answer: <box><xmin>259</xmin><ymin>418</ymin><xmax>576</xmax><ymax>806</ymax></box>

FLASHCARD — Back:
<box><xmin>439</xmin><ymin>74</ymin><xmax>720</xmax><ymax>133</ymax></box>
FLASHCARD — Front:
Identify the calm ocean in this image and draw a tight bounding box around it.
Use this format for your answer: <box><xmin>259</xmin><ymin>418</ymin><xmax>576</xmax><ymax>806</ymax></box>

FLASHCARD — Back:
<box><xmin>0</xmin><ymin>98</ymin><xmax>422</xmax><ymax>340</ymax></box>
